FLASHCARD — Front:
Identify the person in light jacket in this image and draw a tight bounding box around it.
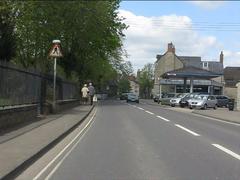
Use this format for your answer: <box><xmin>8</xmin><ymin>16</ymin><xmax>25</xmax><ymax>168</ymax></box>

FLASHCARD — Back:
<box><xmin>81</xmin><ymin>84</ymin><xmax>89</xmax><ymax>105</ymax></box>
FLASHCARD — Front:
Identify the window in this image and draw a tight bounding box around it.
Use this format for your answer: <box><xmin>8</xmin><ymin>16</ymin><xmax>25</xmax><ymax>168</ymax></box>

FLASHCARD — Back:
<box><xmin>203</xmin><ymin>62</ymin><xmax>208</xmax><ymax>68</ymax></box>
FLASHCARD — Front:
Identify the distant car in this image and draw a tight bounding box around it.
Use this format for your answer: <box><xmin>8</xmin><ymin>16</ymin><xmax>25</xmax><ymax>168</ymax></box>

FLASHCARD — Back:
<box><xmin>153</xmin><ymin>94</ymin><xmax>160</xmax><ymax>102</ymax></box>
<box><xmin>126</xmin><ymin>93</ymin><xmax>139</xmax><ymax>103</ymax></box>
<box><xmin>215</xmin><ymin>95</ymin><xmax>229</xmax><ymax>107</ymax></box>
<box><xmin>170</xmin><ymin>93</ymin><xmax>189</xmax><ymax>107</ymax></box>
<box><xmin>179</xmin><ymin>93</ymin><xmax>201</xmax><ymax>108</ymax></box>
<box><xmin>120</xmin><ymin>93</ymin><xmax>129</xmax><ymax>100</ymax></box>
<box><xmin>189</xmin><ymin>94</ymin><xmax>218</xmax><ymax>109</ymax></box>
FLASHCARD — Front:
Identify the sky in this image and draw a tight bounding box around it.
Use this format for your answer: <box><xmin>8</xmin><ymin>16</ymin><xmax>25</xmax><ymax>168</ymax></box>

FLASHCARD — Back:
<box><xmin>119</xmin><ymin>1</ymin><xmax>240</xmax><ymax>72</ymax></box>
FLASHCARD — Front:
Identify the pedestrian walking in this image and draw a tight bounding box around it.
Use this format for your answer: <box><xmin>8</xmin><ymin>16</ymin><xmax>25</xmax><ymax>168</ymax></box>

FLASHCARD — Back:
<box><xmin>88</xmin><ymin>82</ymin><xmax>95</xmax><ymax>105</ymax></box>
<box><xmin>81</xmin><ymin>84</ymin><xmax>89</xmax><ymax>105</ymax></box>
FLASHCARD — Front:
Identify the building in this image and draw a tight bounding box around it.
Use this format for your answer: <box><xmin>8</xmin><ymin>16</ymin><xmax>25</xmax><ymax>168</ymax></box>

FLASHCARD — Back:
<box><xmin>128</xmin><ymin>75</ymin><xmax>140</xmax><ymax>96</ymax></box>
<box><xmin>153</xmin><ymin>43</ymin><xmax>224</xmax><ymax>96</ymax></box>
<box><xmin>224</xmin><ymin>67</ymin><xmax>240</xmax><ymax>99</ymax></box>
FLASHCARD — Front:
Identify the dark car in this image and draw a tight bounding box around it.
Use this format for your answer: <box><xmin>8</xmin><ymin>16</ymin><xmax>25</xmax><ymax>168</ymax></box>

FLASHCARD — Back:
<box><xmin>153</xmin><ymin>94</ymin><xmax>160</xmax><ymax>102</ymax></box>
<box><xmin>120</xmin><ymin>93</ymin><xmax>129</xmax><ymax>100</ymax></box>
<box><xmin>179</xmin><ymin>93</ymin><xmax>201</xmax><ymax>107</ymax></box>
<box><xmin>215</xmin><ymin>95</ymin><xmax>229</xmax><ymax>107</ymax></box>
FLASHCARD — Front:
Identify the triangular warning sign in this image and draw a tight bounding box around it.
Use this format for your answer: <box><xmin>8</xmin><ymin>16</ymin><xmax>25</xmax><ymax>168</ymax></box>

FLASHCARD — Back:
<box><xmin>49</xmin><ymin>44</ymin><xmax>63</xmax><ymax>58</ymax></box>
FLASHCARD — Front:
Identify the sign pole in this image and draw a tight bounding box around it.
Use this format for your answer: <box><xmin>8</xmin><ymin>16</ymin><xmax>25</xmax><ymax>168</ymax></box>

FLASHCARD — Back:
<box><xmin>53</xmin><ymin>57</ymin><xmax>57</xmax><ymax>111</ymax></box>
<box><xmin>49</xmin><ymin>39</ymin><xmax>62</xmax><ymax>113</ymax></box>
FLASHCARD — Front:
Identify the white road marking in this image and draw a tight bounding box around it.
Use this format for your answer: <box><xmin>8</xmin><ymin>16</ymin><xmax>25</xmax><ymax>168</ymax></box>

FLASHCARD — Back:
<box><xmin>156</xmin><ymin>115</ymin><xmax>170</xmax><ymax>122</ymax></box>
<box><xmin>33</xmin><ymin>110</ymin><xmax>97</xmax><ymax>180</ymax></box>
<box><xmin>175</xmin><ymin>124</ymin><xmax>200</xmax><ymax>136</ymax></box>
<box><xmin>137</xmin><ymin>107</ymin><xmax>144</xmax><ymax>110</ymax></box>
<box><xmin>145</xmin><ymin>110</ymin><xmax>154</xmax><ymax>115</ymax></box>
<box><xmin>212</xmin><ymin>144</ymin><xmax>240</xmax><ymax>160</ymax></box>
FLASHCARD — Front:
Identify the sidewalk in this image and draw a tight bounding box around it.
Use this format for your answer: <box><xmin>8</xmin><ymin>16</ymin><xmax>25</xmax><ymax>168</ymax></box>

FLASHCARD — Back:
<box><xmin>140</xmin><ymin>99</ymin><xmax>240</xmax><ymax>124</ymax></box>
<box><xmin>193</xmin><ymin>108</ymin><xmax>240</xmax><ymax>124</ymax></box>
<box><xmin>0</xmin><ymin>105</ymin><xmax>94</xmax><ymax>179</ymax></box>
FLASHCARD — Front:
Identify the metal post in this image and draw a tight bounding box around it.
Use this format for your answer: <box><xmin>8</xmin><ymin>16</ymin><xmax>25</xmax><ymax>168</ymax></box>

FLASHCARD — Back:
<box><xmin>158</xmin><ymin>82</ymin><xmax>160</xmax><ymax>95</ymax></box>
<box><xmin>190</xmin><ymin>78</ymin><xmax>193</xmax><ymax>93</ymax></box>
<box><xmin>53</xmin><ymin>57</ymin><xmax>57</xmax><ymax>111</ymax></box>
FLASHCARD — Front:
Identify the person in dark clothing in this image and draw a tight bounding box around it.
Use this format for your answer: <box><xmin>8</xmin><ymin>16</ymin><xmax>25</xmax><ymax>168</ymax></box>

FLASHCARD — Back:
<box><xmin>88</xmin><ymin>83</ymin><xmax>95</xmax><ymax>105</ymax></box>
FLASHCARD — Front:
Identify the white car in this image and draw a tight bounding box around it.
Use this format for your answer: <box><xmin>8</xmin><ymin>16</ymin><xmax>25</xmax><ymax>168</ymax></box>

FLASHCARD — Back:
<box><xmin>126</xmin><ymin>93</ymin><xmax>139</xmax><ymax>103</ymax></box>
<box><xmin>189</xmin><ymin>95</ymin><xmax>218</xmax><ymax>109</ymax></box>
<box><xmin>170</xmin><ymin>93</ymin><xmax>188</xmax><ymax>107</ymax></box>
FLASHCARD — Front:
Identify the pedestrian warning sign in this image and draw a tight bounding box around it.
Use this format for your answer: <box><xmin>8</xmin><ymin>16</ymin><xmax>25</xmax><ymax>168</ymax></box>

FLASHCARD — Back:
<box><xmin>49</xmin><ymin>44</ymin><xmax>63</xmax><ymax>58</ymax></box>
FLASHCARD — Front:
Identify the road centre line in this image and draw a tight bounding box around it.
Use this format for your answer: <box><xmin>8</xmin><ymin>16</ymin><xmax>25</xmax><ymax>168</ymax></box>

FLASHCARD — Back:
<box><xmin>156</xmin><ymin>115</ymin><xmax>170</xmax><ymax>122</ymax></box>
<box><xmin>175</xmin><ymin>124</ymin><xmax>200</xmax><ymax>136</ymax></box>
<box><xmin>33</xmin><ymin>109</ymin><xmax>97</xmax><ymax>180</ymax></box>
<box><xmin>145</xmin><ymin>110</ymin><xmax>154</xmax><ymax>115</ymax></box>
<box><xmin>212</xmin><ymin>144</ymin><xmax>240</xmax><ymax>160</ymax></box>
<box><xmin>137</xmin><ymin>107</ymin><xmax>144</xmax><ymax>110</ymax></box>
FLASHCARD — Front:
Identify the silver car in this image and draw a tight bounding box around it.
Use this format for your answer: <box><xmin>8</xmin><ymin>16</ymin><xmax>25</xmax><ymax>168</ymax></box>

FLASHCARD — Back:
<box><xmin>170</xmin><ymin>93</ymin><xmax>189</xmax><ymax>107</ymax></box>
<box><xmin>189</xmin><ymin>95</ymin><xmax>218</xmax><ymax>109</ymax></box>
<box><xmin>126</xmin><ymin>93</ymin><xmax>139</xmax><ymax>103</ymax></box>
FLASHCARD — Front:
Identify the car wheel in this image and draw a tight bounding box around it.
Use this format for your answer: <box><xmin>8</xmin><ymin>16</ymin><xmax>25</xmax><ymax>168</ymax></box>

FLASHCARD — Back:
<box><xmin>171</xmin><ymin>104</ymin><xmax>175</xmax><ymax>107</ymax></box>
<box><xmin>189</xmin><ymin>107</ymin><xmax>193</xmax><ymax>109</ymax></box>
<box><xmin>213</xmin><ymin>104</ymin><xmax>217</xmax><ymax>110</ymax></box>
<box><xmin>203</xmin><ymin>104</ymin><xmax>207</xmax><ymax>110</ymax></box>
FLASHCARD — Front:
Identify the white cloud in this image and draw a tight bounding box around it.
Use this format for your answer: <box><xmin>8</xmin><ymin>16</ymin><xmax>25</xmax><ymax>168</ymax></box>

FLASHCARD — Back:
<box><xmin>119</xmin><ymin>9</ymin><xmax>221</xmax><ymax>71</ymax></box>
<box><xmin>190</xmin><ymin>1</ymin><xmax>225</xmax><ymax>10</ymax></box>
<box><xmin>223</xmin><ymin>51</ymin><xmax>240</xmax><ymax>67</ymax></box>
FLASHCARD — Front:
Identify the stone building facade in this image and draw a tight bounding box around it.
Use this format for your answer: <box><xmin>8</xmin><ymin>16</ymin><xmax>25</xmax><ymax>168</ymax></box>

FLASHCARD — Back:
<box><xmin>152</xmin><ymin>43</ymin><xmax>224</xmax><ymax>96</ymax></box>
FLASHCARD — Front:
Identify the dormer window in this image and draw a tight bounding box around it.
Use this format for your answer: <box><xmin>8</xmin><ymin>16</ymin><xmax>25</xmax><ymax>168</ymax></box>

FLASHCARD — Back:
<box><xmin>203</xmin><ymin>62</ymin><xmax>208</xmax><ymax>69</ymax></box>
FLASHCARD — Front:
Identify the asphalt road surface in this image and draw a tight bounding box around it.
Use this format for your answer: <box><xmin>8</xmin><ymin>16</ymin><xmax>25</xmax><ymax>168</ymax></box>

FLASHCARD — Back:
<box><xmin>21</xmin><ymin>100</ymin><xmax>240</xmax><ymax>180</ymax></box>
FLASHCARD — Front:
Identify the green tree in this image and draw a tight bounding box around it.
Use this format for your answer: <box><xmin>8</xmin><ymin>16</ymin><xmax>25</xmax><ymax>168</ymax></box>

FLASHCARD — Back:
<box><xmin>12</xmin><ymin>1</ymin><xmax>127</xmax><ymax>90</ymax></box>
<box><xmin>139</xmin><ymin>63</ymin><xmax>154</xmax><ymax>98</ymax></box>
<box><xmin>117</xmin><ymin>60</ymin><xmax>133</xmax><ymax>94</ymax></box>
<box><xmin>0</xmin><ymin>1</ymin><xmax>16</xmax><ymax>62</ymax></box>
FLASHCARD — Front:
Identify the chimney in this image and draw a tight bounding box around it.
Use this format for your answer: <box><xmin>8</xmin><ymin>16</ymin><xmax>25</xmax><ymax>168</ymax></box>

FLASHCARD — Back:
<box><xmin>167</xmin><ymin>42</ymin><xmax>175</xmax><ymax>54</ymax></box>
<box><xmin>220</xmin><ymin>51</ymin><xmax>224</xmax><ymax>64</ymax></box>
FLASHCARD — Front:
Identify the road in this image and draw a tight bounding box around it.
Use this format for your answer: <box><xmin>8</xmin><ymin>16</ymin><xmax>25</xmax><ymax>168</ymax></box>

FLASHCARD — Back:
<box><xmin>19</xmin><ymin>100</ymin><xmax>240</xmax><ymax>180</ymax></box>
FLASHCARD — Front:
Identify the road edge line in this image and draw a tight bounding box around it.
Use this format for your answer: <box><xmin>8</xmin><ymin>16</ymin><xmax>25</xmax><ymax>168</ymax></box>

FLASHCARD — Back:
<box><xmin>2</xmin><ymin>105</ymin><xmax>96</xmax><ymax>180</ymax></box>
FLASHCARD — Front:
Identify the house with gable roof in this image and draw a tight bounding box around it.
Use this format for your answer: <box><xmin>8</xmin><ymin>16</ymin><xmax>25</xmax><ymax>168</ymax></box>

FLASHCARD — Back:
<box><xmin>152</xmin><ymin>43</ymin><xmax>224</xmax><ymax>96</ymax></box>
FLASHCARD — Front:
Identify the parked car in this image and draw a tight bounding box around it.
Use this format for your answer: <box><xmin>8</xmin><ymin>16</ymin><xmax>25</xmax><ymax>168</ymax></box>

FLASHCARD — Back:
<box><xmin>120</xmin><ymin>92</ymin><xmax>129</xmax><ymax>100</ymax></box>
<box><xmin>189</xmin><ymin>94</ymin><xmax>218</xmax><ymax>109</ymax></box>
<box><xmin>170</xmin><ymin>93</ymin><xmax>189</xmax><ymax>107</ymax></box>
<box><xmin>215</xmin><ymin>95</ymin><xmax>229</xmax><ymax>107</ymax></box>
<box><xmin>153</xmin><ymin>94</ymin><xmax>160</xmax><ymax>102</ymax></box>
<box><xmin>179</xmin><ymin>93</ymin><xmax>201</xmax><ymax>107</ymax></box>
<box><xmin>126</xmin><ymin>93</ymin><xmax>139</xmax><ymax>103</ymax></box>
<box><xmin>159</xmin><ymin>93</ymin><xmax>176</xmax><ymax>105</ymax></box>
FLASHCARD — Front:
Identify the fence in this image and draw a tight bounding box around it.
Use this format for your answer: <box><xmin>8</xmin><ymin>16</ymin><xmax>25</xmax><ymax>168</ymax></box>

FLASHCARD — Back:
<box><xmin>0</xmin><ymin>62</ymin><xmax>79</xmax><ymax>111</ymax></box>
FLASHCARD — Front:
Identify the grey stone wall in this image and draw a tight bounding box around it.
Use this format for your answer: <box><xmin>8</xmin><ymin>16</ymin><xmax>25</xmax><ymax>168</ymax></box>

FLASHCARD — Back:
<box><xmin>0</xmin><ymin>105</ymin><xmax>38</xmax><ymax>130</ymax></box>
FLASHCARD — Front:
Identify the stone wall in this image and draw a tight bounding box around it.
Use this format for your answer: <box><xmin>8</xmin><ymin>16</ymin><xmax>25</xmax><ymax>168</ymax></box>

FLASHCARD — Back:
<box><xmin>42</xmin><ymin>99</ymin><xmax>80</xmax><ymax>114</ymax></box>
<box><xmin>0</xmin><ymin>105</ymin><xmax>38</xmax><ymax>130</ymax></box>
<box><xmin>223</xmin><ymin>87</ymin><xmax>237</xmax><ymax>99</ymax></box>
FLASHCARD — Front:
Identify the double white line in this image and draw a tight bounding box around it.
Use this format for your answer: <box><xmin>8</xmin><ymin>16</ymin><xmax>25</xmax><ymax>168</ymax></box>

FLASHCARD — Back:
<box><xmin>33</xmin><ymin>110</ymin><xmax>97</xmax><ymax>180</ymax></box>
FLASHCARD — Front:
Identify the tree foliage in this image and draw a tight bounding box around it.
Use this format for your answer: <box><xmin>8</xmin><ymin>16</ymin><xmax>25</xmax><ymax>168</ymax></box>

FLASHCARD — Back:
<box><xmin>139</xmin><ymin>63</ymin><xmax>154</xmax><ymax>98</ymax></box>
<box><xmin>0</xmin><ymin>0</ymin><xmax>16</xmax><ymax>62</ymax></box>
<box><xmin>7</xmin><ymin>1</ymin><xmax>127</xmax><ymax>90</ymax></box>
